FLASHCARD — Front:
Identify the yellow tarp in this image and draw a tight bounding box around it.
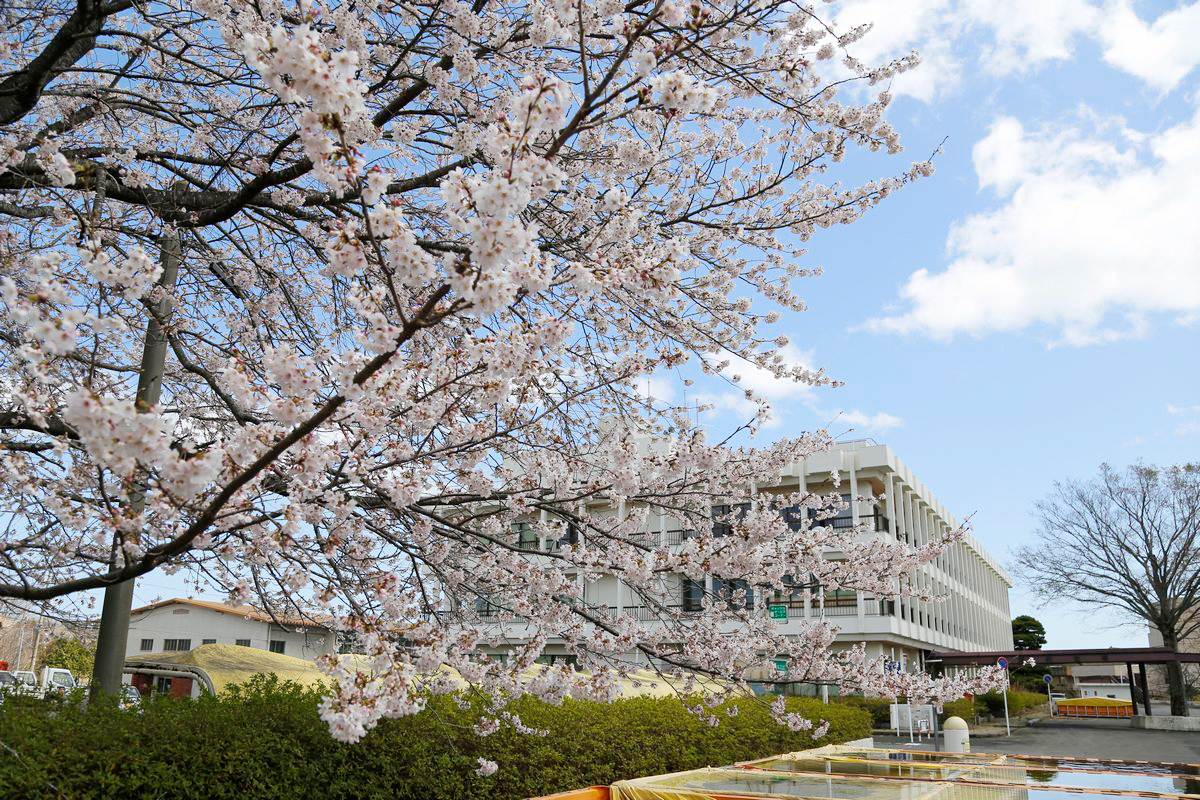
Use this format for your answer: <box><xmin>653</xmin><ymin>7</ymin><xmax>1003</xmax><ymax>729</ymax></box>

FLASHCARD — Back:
<box><xmin>431</xmin><ymin>666</ymin><xmax>726</xmax><ymax>698</ymax></box>
<box><xmin>127</xmin><ymin>644</ymin><xmax>725</xmax><ymax>698</ymax></box>
<box><xmin>1056</xmin><ymin>696</ymin><xmax>1132</xmax><ymax>707</ymax></box>
<box><xmin>126</xmin><ymin>643</ymin><xmax>340</xmax><ymax>694</ymax></box>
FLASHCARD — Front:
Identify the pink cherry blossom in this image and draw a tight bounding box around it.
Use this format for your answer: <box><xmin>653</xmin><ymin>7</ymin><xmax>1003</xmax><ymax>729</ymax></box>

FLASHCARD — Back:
<box><xmin>0</xmin><ymin>0</ymin><xmax>992</xmax><ymax>760</ymax></box>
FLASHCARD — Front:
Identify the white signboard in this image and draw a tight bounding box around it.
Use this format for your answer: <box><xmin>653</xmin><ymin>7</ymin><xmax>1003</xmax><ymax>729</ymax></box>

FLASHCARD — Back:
<box><xmin>889</xmin><ymin>703</ymin><xmax>935</xmax><ymax>733</ymax></box>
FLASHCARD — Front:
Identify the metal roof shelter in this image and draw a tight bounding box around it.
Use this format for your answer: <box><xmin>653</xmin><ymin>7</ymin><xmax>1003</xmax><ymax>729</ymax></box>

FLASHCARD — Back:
<box><xmin>926</xmin><ymin>647</ymin><xmax>1200</xmax><ymax>716</ymax></box>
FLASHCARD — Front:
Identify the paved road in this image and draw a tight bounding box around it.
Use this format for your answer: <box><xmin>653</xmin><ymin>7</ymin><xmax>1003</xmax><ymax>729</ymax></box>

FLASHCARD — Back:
<box><xmin>873</xmin><ymin>727</ymin><xmax>1200</xmax><ymax>763</ymax></box>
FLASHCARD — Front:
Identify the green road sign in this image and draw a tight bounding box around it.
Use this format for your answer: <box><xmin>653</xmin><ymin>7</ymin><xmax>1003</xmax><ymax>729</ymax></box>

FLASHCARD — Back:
<box><xmin>775</xmin><ymin>659</ymin><xmax>787</xmax><ymax>672</ymax></box>
<box><xmin>769</xmin><ymin>604</ymin><xmax>787</xmax><ymax>619</ymax></box>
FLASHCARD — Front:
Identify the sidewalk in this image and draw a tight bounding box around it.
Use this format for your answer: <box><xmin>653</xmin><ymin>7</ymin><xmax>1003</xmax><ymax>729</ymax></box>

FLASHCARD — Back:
<box><xmin>1025</xmin><ymin>715</ymin><xmax>1133</xmax><ymax>731</ymax></box>
<box><xmin>872</xmin><ymin>727</ymin><xmax>1200</xmax><ymax>762</ymax></box>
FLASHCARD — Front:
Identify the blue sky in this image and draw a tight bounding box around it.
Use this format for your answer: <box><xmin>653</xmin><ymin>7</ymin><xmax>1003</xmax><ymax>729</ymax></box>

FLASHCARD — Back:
<box><xmin>687</xmin><ymin>0</ymin><xmax>1200</xmax><ymax>649</ymax></box>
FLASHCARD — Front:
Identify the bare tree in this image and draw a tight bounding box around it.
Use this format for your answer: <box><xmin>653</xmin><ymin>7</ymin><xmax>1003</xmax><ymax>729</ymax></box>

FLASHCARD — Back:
<box><xmin>1016</xmin><ymin>463</ymin><xmax>1200</xmax><ymax>716</ymax></box>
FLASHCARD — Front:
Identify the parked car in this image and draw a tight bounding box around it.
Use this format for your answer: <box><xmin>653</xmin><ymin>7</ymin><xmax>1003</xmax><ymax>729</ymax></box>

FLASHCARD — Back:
<box><xmin>13</xmin><ymin>671</ymin><xmax>38</xmax><ymax>694</ymax></box>
<box><xmin>120</xmin><ymin>685</ymin><xmax>143</xmax><ymax>711</ymax></box>
<box><xmin>0</xmin><ymin>669</ymin><xmax>16</xmax><ymax>694</ymax></box>
<box><xmin>39</xmin><ymin>666</ymin><xmax>77</xmax><ymax>695</ymax></box>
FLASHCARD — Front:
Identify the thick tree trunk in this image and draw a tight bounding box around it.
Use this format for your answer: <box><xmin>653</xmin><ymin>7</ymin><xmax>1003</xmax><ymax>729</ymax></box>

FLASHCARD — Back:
<box><xmin>1162</xmin><ymin>632</ymin><xmax>1190</xmax><ymax>717</ymax></box>
<box><xmin>0</xmin><ymin>0</ymin><xmax>131</xmax><ymax>125</ymax></box>
<box><xmin>89</xmin><ymin>231</ymin><xmax>180</xmax><ymax>697</ymax></box>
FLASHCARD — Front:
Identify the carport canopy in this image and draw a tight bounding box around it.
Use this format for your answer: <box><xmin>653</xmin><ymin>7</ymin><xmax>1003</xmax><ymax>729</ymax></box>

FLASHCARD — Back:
<box><xmin>928</xmin><ymin>646</ymin><xmax>1200</xmax><ymax>667</ymax></box>
<box><xmin>926</xmin><ymin>647</ymin><xmax>1200</xmax><ymax>716</ymax></box>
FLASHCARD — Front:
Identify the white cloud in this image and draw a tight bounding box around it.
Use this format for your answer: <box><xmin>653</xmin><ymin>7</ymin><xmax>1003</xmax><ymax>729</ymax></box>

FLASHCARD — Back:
<box><xmin>963</xmin><ymin>0</ymin><xmax>1097</xmax><ymax>75</ymax></box>
<box><xmin>700</xmin><ymin>346</ymin><xmax>902</xmax><ymax>434</ymax></box>
<box><xmin>701</xmin><ymin>344</ymin><xmax>818</xmax><ymax>429</ymax></box>
<box><xmin>636</xmin><ymin>374</ymin><xmax>676</xmax><ymax>403</ymax></box>
<box><xmin>1168</xmin><ymin>404</ymin><xmax>1200</xmax><ymax>435</ymax></box>
<box><xmin>831</xmin><ymin>0</ymin><xmax>962</xmax><ymax>102</ymax></box>
<box><xmin>865</xmin><ymin>106</ymin><xmax>1200</xmax><ymax>345</ymax></box>
<box><xmin>727</xmin><ymin>344</ymin><xmax>818</xmax><ymax>404</ymax></box>
<box><xmin>1099</xmin><ymin>1</ymin><xmax>1200</xmax><ymax>92</ymax></box>
<box><xmin>1167</xmin><ymin>404</ymin><xmax>1200</xmax><ymax>416</ymax></box>
<box><xmin>828</xmin><ymin>0</ymin><xmax>1200</xmax><ymax>98</ymax></box>
<box><xmin>835</xmin><ymin>409</ymin><xmax>905</xmax><ymax>432</ymax></box>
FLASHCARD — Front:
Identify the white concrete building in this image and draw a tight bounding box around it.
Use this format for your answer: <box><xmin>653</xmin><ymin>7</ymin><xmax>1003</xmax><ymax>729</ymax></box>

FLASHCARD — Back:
<box><xmin>127</xmin><ymin>598</ymin><xmax>336</xmax><ymax>661</ymax></box>
<box><xmin>1070</xmin><ymin>665</ymin><xmax>1133</xmax><ymax>701</ymax></box>
<box><xmin>466</xmin><ymin>440</ymin><xmax>1013</xmax><ymax>678</ymax></box>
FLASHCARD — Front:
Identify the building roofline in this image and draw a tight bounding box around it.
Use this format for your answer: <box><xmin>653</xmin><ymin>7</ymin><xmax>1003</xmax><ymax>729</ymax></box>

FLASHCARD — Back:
<box><xmin>928</xmin><ymin>647</ymin><xmax>1200</xmax><ymax>666</ymax></box>
<box><xmin>799</xmin><ymin>442</ymin><xmax>1014</xmax><ymax>587</ymax></box>
<box><xmin>129</xmin><ymin>597</ymin><xmax>331</xmax><ymax>630</ymax></box>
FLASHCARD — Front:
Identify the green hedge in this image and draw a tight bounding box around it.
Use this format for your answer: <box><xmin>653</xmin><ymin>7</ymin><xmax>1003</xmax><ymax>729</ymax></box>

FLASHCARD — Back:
<box><xmin>833</xmin><ymin>695</ymin><xmax>891</xmax><ymax>727</ymax></box>
<box><xmin>938</xmin><ymin>697</ymin><xmax>981</xmax><ymax>723</ymax></box>
<box><xmin>832</xmin><ymin>690</ymin><xmax>1047</xmax><ymax>728</ymax></box>
<box><xmin>0</xmin><ymin>677</ymin><xmax>870</xmax><ymax>800</ymax></box>
<box><xmin>978</xmin><ymin>689</ymin><xmax>1047</xmax><ymax>717</ymax></box>
<box><xmin>936</xmin><ymin>690</ymin><xmax>1047</xmax><ymax>723</ymax></box>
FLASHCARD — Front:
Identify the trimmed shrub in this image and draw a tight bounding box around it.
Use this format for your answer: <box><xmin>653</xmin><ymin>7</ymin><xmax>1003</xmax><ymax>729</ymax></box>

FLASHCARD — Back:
<box><xmin>978</xmin><ymin>689</ymin><xmax>1047</xmax><ymax>717</ymax></box>
<box><xmin>833</xmin><ymin>695</ymin><xmax>891</xmax><ymax>728</ymax></box>
<box><xmin>0</xmin><ymin>677</ymin><xmax>870</xmax><ymax>800</ymax></box>
<box><xmin>937</xmin><ymin>697</ymin><xmax>982</xmax><ymax>723</ymax></box>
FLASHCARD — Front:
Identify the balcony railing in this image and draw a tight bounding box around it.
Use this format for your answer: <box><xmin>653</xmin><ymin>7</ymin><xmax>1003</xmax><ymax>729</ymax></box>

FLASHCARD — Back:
<box><xmin>452</xmin><ymin>596</ymin><xmax>896</xmax><ymax>625</ymax></box>
<box><xmin>618</xmin><ymin>605</ymin><xmax>686</xmax><ymax>621</ymax></box>
<box><xmin>821</xmin><ymin>603</ymin><xmax>860</xmax><ymax>617</ymax></box>
<box><xmin>763</xmin><ymin>598</ymin><xmax>896</xmax><ymax>619</ymax></box>
<box><xmin>825</xmin><ymin>513</ymin><xmax>890</xmax><ymax>532</ymax></box>
<box><xmin>663</xmin><ymin>529</ymin><xmax>695</xmax><ymax>545</ymax></box>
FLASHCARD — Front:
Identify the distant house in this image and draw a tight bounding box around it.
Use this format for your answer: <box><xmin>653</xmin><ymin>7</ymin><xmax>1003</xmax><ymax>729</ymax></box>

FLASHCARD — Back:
<box><xmin>1069</xmin><ymin>665</ymin><xmax>1133</xmax><ymax>701</ymax></box>
<box><xmin>126</xmin><ymin>598</ymin><xmax>336</xmax><ymax>661</ymax></box>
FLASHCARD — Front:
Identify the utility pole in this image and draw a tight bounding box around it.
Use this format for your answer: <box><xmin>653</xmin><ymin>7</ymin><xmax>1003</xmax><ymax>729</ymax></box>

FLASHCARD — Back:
<box><xmin>29</xmin><ymin>621</ymin><xmax>42</xmax><ymax>673</ymax></box>
<box><xmin>16</xmin><ymin>616</ymin><xmax>25</xmax><ymax>670</ymax></box>
<box><xmin>90</xmin><ymin>230</ymin><xmax>180</xmax><ymax>697</ymax></box>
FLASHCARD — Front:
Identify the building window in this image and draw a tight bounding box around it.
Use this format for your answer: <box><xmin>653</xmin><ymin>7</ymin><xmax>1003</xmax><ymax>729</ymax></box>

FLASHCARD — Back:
<box><xmin>714</xmin><ymin>578</ymin><xmax>754</xmax><ymax>610</ymax></box>
<box><xmin>139</xmin><ymin>638</ymin><xmax>154</xmax><ymax>651</ymax></box>
<box><xmin>162</xmin><ymin>639</ymin><xmax>191</xmax><ymax>651</ymax></box>
<box><xmin>269</xmin><ymin>640</ymin><xmax>286</xmax><ymax>654</ymax></box>
<box><xmin>155</xmin><ymin>676</ymin><xmax>172</xmax><ymax>694</ymax></box>
<box><xmin>711</xmin><ymin>503</ymin><xmax>749</xmax><ymax>537</ymax></box>
<box><xmin>555</xmin><ymin>520</ymin><xmax>579</xmax><ymax>548</ymax></box>
<box><xmin>235</xmin><ymin>639</ymin><xmax>251</xmax><ymax>647</ymax></box>
<box><xmin>202</xmin><ymin>639</ymin><xmax>216</xmax><ymax>645</ymax></box>
<box><xmin>514</xmin><ymin>521</ymin><xmax>539</xmax><ymax>550</ymax></box>
<box><xmin>682</xmin><ymin>578</ymin><xmax>705</xmax><ymax>612</ymax></box>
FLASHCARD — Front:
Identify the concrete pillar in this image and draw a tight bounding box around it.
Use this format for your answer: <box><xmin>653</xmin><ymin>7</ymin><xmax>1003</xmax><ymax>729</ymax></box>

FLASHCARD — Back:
<box><xmin>848</xmin><ymin>458</ymin><xmax>860</xmax><ymax>528</ymax></box>
<box><xmin>885</xmin><ymin>475</ymin><xmax>899</xmax><ymax>540</ymax></box>
<box><xmin>904</xmin><ymin>489</ymin><xmax>915</xmax><ymax>545</ymax></box>
<box><xmin>616</xmin><ymin>500</ymin><xmax>626</xmax><ymax>614</ymax></box>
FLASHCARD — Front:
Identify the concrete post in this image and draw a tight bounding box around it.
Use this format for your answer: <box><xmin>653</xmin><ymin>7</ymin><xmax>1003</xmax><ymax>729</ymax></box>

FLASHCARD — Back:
<box><xmin>943</xmin><ymin>716</ymin><xmax>970</xmax><ymax>753</ymax></box>
<box><xmin>1126</xmin><ymin>662</ymin><xmax>1138</xmax><ymax>715</ymax></box>
<box><xmin>1139</xmin><ymin>663</ymin><xmax>1151</xmax><ymax>715</ymax></box>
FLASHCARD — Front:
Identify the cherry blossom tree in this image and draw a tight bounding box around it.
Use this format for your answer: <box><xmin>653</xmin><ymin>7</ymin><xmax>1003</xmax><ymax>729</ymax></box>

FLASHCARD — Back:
<box><xmin>1</xmin><ymin>0</ymin><xmax>998</xmax><ymax>744</ymax></box>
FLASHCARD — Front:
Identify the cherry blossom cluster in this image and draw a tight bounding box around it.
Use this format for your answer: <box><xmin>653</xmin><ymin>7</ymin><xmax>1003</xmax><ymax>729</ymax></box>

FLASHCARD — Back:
<box><xmin>239</xmin><ymin>19</ymin><xmax>374</xmax><ymax>190</ymax></box>
<box><xmin>0</xmin><ymin>0</ymin><xmax>989</xmax><ymax>761</ymax></box>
